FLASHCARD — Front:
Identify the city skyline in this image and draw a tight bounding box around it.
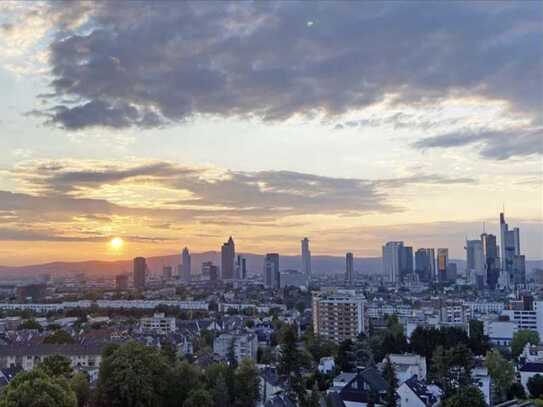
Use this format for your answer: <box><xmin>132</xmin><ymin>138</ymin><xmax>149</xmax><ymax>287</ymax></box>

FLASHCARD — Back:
<box><xmin>0</xmin><ymin>2</ymin><xmax>541</xmax><ymax>266</ymax></box>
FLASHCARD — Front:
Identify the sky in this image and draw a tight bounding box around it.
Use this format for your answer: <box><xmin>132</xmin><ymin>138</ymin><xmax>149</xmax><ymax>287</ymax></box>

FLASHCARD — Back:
<box><xmin>0</xmin><ymin>1</ymin><xmax>541</xmax><ymax>265</ymax></box>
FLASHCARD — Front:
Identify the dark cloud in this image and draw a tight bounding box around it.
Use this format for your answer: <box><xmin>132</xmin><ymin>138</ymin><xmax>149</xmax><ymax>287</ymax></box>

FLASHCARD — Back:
<box><xmin>34</xmin><ymin>1</ymin><xmax>541</xmax><ymax>139</ymax></box>
<box><xmin>413</xmin><ymin>127</ymin><xmax>543</xmax><ymax>160</ymax></box>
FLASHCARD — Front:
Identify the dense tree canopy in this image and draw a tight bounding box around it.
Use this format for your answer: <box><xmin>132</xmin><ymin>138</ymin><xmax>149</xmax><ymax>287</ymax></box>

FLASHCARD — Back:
<box><xmin>511</xmin><ymin>330</ymin><xmax>540</xmax><ymax>359</ymax></box>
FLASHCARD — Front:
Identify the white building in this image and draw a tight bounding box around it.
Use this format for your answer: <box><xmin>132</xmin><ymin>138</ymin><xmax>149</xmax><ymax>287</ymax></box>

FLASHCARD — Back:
<box><xmin>383</xmin><ymin>241</ymin><xmax>404</xmax><ymax>284</ymax></box>
<box><xmin>397</xmin><ymin>376</ymin><xmax>442</xmax><ymax>407</ymax></box>
<box><xmin>140</xmin><ymin>313</ymin><xmax>176</xmax><ymax>334</ymax></box>
<box><xmin>386</xmin><ymin>354</ymin><xmax>427</xmax><ymax>383</ymax></box>
<box><xmin>213</xmin><ymin>333</ymin><xmax>258</xmax><ymax>363</ymax></box>
<box><xmin>318</xmin><ymin>357</ymin><xmax>335</xmax><ymax>374</ymax></box>
<box><xmin>519</xmin><ymin>362</ymin><xmax>543</xmax><ymax>394</ymax></box>
<box><xmin>484</xmin><ymin>320</ymin><xmax>518</xmax><ymax>347</ymax></box>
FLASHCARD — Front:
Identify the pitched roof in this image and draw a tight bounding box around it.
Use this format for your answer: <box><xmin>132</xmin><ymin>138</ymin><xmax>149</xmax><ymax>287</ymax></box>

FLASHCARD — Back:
<box><xmin>519</xmin><ymin>362</ymin><xmax>543</xmax><ymax>373</ymax></box>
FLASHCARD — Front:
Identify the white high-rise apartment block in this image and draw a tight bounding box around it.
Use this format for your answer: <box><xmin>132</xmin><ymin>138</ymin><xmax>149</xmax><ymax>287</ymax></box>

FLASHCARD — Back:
<box><xmin>301</xmin><ymin>237</ymin><xmax>311</xmax><ymax>277</ymax></box>
<box><xmin>312</xmin><ymin>289</ymin><xmax>366</xmax><ymax>343</ymax></box>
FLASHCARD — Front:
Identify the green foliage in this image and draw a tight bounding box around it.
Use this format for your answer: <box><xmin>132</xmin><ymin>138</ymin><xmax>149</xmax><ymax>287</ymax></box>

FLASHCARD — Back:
<box><xmin>527</xmin><ymin>374</ymin><xmax>543</xmax><ymax>398</ymax></box>
<box><xmin>368</xmin><ymin>316</ymin><xmax>408</xmax><ymax>361</ymax></box>
<box><xmin>95</xmin><ymin>341</ymin><xmax>170</xmax><ymax>407</ymax></box>
<box><xmin>0</xmin><ymin>369</ymin><xmax>77</xmax><ymax>407</ymax></box>
<box><xmin>17</xmin><ymin>319</ymin><xmax>42</xmax><ymax>331</ymax></box>
<box><xmin>382</xmin><ymin>357</ymin><xmax>398</xmax><ymax>407</ymax></box>
<box><xmin>163</xmin><ymin>361</ymin><xmax>204</xmax><ymax>407</ymax></box>
<box><xmin>43</xmin><ymin>330</ymin><xmax>75</xmax><ymax>344</ymax></box>
<box><xmin>70</xmin><ymin>372</ymin><xmax>90</xmax><ymax>407</ymax></box>
<box><xmin>183</xmin><ymin>389</ymin><xmax>213</xmax><ymax>407</ymax></box>
<box><xmin>38</xmin><ymin>355</ymin><xmax>73</xmax><ymax>378</ymax></box>
<box><xmin>507</xmin><ymin>382</ymin><xmax>526</xmax><ymax>400</ymax></box>
<box><xmin>468</xmin><ymin>320</ymin><xmax>491</xmax><ymax>355</ymax></box>
<box><xmin>410</xmin><ymin>326</ymin><xmax>481</xmax><ymax>362</ymax></box>
<box><xmin>511</xmin><ymin>330</ymin><xmax>540</xmax><ymax>359</ymax></box>
<box><xmin>442</xmin><ymin>386</ymin><xmax>486</xmax><ymax>407</ymax></box>
<box><xmin>484</xmin><ymin>349</ymin><xmax>514</xmax><ymax>402</ymax></box>
<box><xmin>431</xmin><ymin>344</ymin><xmax>474</xmax><ymax>397</ymax></box>
<box><xmin>336</xmin><ymin>340</ymin><xmax>355</xmax><ymax>372</ymax></box>
<box><xmin>234</xmin><ymin>359</ymin><xmax>260</xmax><ymax>407</ymax></box>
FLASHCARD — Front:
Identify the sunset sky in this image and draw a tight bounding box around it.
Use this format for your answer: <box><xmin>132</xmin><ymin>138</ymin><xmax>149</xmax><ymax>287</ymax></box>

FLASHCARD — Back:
<box><xmin>0</xmin><ymin>1</ymin><xmax>541</xmax><ymax>265</ymax></box>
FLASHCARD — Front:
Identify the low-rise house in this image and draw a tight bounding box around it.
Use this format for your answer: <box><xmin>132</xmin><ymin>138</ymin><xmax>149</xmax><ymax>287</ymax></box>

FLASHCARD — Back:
<box><xmin>318</xmin><ymin>356</ymin><xmax>336</xmax><ymax>374</ymax></box>
<box><xmin>140</xmin><ymin>313</ymin><xmax>176</xmax><ymax>335</ymax></box>
<box><xmin>0</xmin><ymin>343</ymin><xmax>107</xmax><ymax>372</ymax></box>
<box><xmin>396</xmin><ymin>375</ymin><xmax>442</xmax><ymax>407</ymax></box>
<box><xmin>385</xmin><ymin>354</ymin><xmax>427</xmax><ymax>383</ymax></box>
<box><xmin>327</xmin><ymin>367</ymin><xmax>390</xmax><ymax>406</ymax></box>
<box><xmin>519</xmin><ymin>362</ymin><xmax>543</xmax><ymax>393</ymax></box>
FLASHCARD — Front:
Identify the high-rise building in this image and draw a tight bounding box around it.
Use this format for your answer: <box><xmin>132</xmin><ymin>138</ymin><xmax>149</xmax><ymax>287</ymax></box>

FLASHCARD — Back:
<box><xmin>312</xmin><ymin>289</ymin><xmax>366</xmax><ymax>343</ymax></box>
<box><xmin>221</xmin><ymin>237</ymin><xmax>235</xmax><ymax>280</ymax></box>
<box><xmin>482</xmin><ymin>233</ymin><xmax>499</xmax><ymax>290</ymax></box>
<box><xmin>235</xmin><ymin>255</ymin><xmax>247</xmax><ymax>280</ymax></box>
<box><xmin>162</xmin><ymin>265</ymin><xmax>173</xmax><ymax>280</ymax></box>
<box><xmin>301</xmin><ymin>237</ymin><xmax>311</xmax><ymax>277</ymax></box>
<box><xmin>202</xmin><ymin>261</ymin><xmax>219</xmax><ymax>281</ymax></box>
<box><xmin>500</xmin><ymin>212</ymin><xmax>525</xmax><ymax>288</ymax></box>
<box><xmin>415</xmin><ymin>248</ymin><xmax>435</xmax><ymax>283</ymax></box>
<box><xmin>182</xmin><ymin>247</ymin><xmax>191</xmax><ymax>281</ymax></box>
<box><xmin>264</xmin><ymin>253</ymin><xmax>280</xmax><ymax>289</ymax></box>
<box><xmin>382</xmin><ymin>242</ymin><xmax>412</xmax><ymax>284</ymax></box>
<box><xmin>115</xmin><ymin>273</ymin><xmax>129</xmax><ymax>290</ymax></box>
<box><xmin>466</xmin><ymin>239</ymin><xmax>485</xmax><ymax>288</ymax></box>
<box><xmin>133</xmin><ymin>257</ymin><xmax>147</xmax><ymax>291</ymax></box>
<box><xmin>437</xmin><ymin>249</ymin><xmax>448</xmax><ymax>283</ymax></box>
<box><xmin>345</xmin><ymin>252</ymin><xmax>353</xmax><ymax>285</ymax></box>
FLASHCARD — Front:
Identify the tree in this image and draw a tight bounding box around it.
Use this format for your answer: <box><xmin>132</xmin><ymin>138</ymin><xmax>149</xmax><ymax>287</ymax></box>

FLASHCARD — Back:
<box><xmin>382</xmin><ymin>357</ymin><xmax>398</xmax><ymax>407</ymax></box>
<box><xmin>164</xmin><ymin>361</ymin><xmax>205</xmax><ymax>407</ymax></box>
<box><xmin>17</xmin><ymin>319</ymin><xmax>42</xmax><ymax>331</ymax></box>
<box><xmin>442</xmin><ymin>386</ymin><xmax>486</xmax><ymax>407</ymax></box>
<box><xmin>507</xmin><ymin>382</ymin><xmax>526</xmax><ymax>400</ymax></box>
<box><xmin>183</xmin><ymin>389</ymin><xmax>213</xmax><ymax>407</ymax></box>
<box><xmin>468</xmin><ymin>320</ymin><xmax>490</xmax><ymax>356</ymax></box>
<box><xmin>43</xmin><ymin>330</ymin><xmax>75</xmax><ymax>344</ymax></box>
<box><xmin>511</xmin><ymin>330</ymin><xmax>540</xmax><ymax>359</ymax></box>
<box><xmin>234</xmin><ymin>359</ymin><xmax>260</xmax><ymax>407</ymax></box>
<box><xmin>227</xmin><ymin>338</ymin><xmax>238</xmax><ymax>369</ymax></box>
<box><xmin>303</xmin><ymin>384</ymin><xmax>320</xmax><ymax>407</ymax></box>
<box><xmin>212</xmin><ymin>373</ymin><xmax>230</xmax><ymax>407</ymax></box>
<box><xmin>70</xmin><ymin>372</ymin><xmax>90</xmax><ymax>407</ymax></box>
<box><xmin>484</xmin><ymin>349</ymin><xmax>514</xmax><ymax>402</ymax></box>
<box><xmin>38</xmin><ymin>355</ymin><xmax>73</xmax><ymax>378</ymax></box>
<box><xmin>95</xmin><ymin>341</ymin><xmax>170</xmax><ymax>407</ymax></box>
<box><xmin>278</xmin><ymin>325</ymin><xmax>306</xmax><ymax>402</ymax></box>
<box><xmin>431</xmin><ymin>344</ymin><xmax>474</xmax><ymax>397</ymax></box>
<box><xmin>527</xmin><ymin>374</ymin><xmax>543</xmax><ymax>398</ymax></box>
<box><xmin>0</xmin><ymin>369</ymin><xmax>77</xmax><ymax>407</ymax></box>
<box><xmin>336</xmin><ymin>340</ymin><xmax>355</xmax><ymax>372</ymax></box>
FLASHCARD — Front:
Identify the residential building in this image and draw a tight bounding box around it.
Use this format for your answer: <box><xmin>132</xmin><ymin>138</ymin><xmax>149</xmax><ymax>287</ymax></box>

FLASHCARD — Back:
<box><xmin>386</xmin><ymin>354</ymin><xmax>427</xmax><ymax>383</ymax></box>
<box><xmin>213</xmin><ymin>333</ymin><xmax>258</xmax><ymax>362</ymax></box>
<box><xmin>140</xmin><ymin>313</ymin><xmax>176</xmax><ymax>334</ymax></box>
<box><xmin>327</xmin><ymin>368</ymin><xmax>390</xmax><ymax>406</ymax></box>
<box><xmin>484</xmin><ymin>320</ymin><xmax>518</xmax><ymax>347</ymax></box>
<box><xmin>312</xmin><ymin>289</ymin><xmax>366</xmax><ymax>343</ymax></box>
<box><xmin>397</xmin><ymin>375</ymin><xmax>442</xmax><ymax>407</ymax></box>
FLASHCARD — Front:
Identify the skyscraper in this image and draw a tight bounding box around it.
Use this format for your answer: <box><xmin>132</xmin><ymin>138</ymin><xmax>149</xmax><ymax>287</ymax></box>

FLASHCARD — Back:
<box><xmin>264</xmin><ymin>253</ymin><xmax>280</xmax><ymax>289</ymax></box>
<box><xmin>437</xmin><ymin>248</ymin><xmax>448</xmax><ymax>283</ymax></box>
<box><xmin>301</xmin><ymin>237</ymin><xmax>311</xmax><ymax>277</ymax></box>
<box><xmin>500</xmin><ymin>212</ymin><xmax>524</xmax><ymax>288</ymax></box>
<box><xmin>182</xmin><ymin>247</ymin><xmax>191</xmax><ymax>281</ymax></box>
<box><xmin>482</xmin><ymin>233</ymin><xmax>499</xmax><ymax>290</ymax></box>
<box><xmin>162</xmin><ymin>265</ymin><xmax>173</xmax><ymax>280</ymax></box>
<box><xmin>415</xmin><ymin>248</ymin><xmax>435</xmax><ymax>283</ymax></box>
<box><xmin>345</xmin><ymin>252</ymin><xmax>353</xmax><ymax>285</ymax></box>
<box><xmin>382</xmin><ymin>242</ymin><xmax>413</xmax><ymax>284</ymax></box>
<box><xmin>221</xmin><ymin>236</ymin><xmax>235</xmax><ymax>280</ymax></box>
<box><xmin>235</xmin><ymin>255</ymin><xmax>247</xmax><ymax>280</ymax></box>
<box><xmin>133</xmin><ymin>257</ymin><xmax>147</xmax><ymax>290</ymax></box>
<box><xmin>466</xmin><ymin>239</ymin><xmax>485</xmax><ymax>288</ymax></box>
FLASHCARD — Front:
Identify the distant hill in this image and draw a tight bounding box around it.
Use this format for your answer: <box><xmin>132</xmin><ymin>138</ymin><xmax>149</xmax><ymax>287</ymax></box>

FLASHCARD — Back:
<box><xmin>0</xmin><ymin>254</ymin><xmax>541</xmax><ymax>282</ymax></box>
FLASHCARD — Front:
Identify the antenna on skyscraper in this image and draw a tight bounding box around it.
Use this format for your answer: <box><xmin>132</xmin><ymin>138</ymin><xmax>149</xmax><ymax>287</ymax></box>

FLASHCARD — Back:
<box><xmin>482</xmin><ymin>222</ymin><xmax>486</xmax><ymax>234</ymax></box>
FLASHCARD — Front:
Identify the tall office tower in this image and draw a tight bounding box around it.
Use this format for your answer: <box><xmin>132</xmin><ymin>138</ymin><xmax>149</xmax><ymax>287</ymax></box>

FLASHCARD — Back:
<box><xmin>345</xmin><ymin>252</ymin><xmax>353</xmax><ymax>285</ymax></box>
<box><xmin>500</xmin><ymin>212</ymin><xmax>524</xmax><ymax>288</ymax></box>
<box><xmin>264</xmin><ymin>253</ymin><xmax>280</xmax><ymax>289</ymax></box>
<box><xmin>241</xmin><ymin>257</ymin><xmax>247</xmax><ymax>280</ymax></box>
<box><xmin>162</xmin><ymin>265</ymin><xmax>173</xmax><ymax>280</ymax></box>
<box><xmin>481</xmin><ymin>233</ymin><xmax>499</xmax><ymax>290</ymax></box>
<box><xmin>235</xmin><ymin>255</ymin><xmax>247</xmax><ymax>280</ymax></box>
<box><xmin>133</xmin><ymin>257</ymin><xmax>147</xmax><ymax>290</ymax></box>
<box><xmin>301</xmin><ymin>237</ymin><xmax>311</xmax><ymax>277</ymax></box>
<box><xmin>437</xmin><ymin>249</ymin><xmax>448</xmax><ymax>283</ymax></box>
<box><xmin>312</xmin><ymin>289</ymin><xmax>366</xmax><ymax>343</ymax></box>
<box><xmin>181</xmin><ymin>247</ymin><xmax>191</xmax><ymax>281</ymax></box>
<box><xmin>382</xmin><ymin>242</ymin><xmax>413</xmax><ymax>284</ymax></box>
<box><xmin>466</xmin><ymin>239</ymin><xmax>485</xmax><ymax>288</ymax></box>
<box><xmin>400</xmin><ymin>246</ymin><xmax>414</xmax><ymax>280</ymax></box>
<box><xmin>513</xmin><ymin>255</ymin><xmax>526</xmax><ymax>286</ymax></box>
<box><xmin>415</xmin><ymin>248</ymin><xmax>436</xmax><ymax>283</ymax></box>
<box><xmin>202</xmin><ymin>261</ymin><xmax>219</xmax><ymax>282</ymax></box>
<box><xmin>221</xmin><ymin>237</ymin><xmax>235</xmax><ymax>280</ymax></box>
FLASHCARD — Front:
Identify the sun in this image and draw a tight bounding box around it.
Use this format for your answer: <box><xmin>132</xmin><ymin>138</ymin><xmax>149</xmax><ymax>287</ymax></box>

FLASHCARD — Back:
<box><xmin>109</xmin><ymin>237</ymin><xmax>124</xmax><ymax>250</ymax></box>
